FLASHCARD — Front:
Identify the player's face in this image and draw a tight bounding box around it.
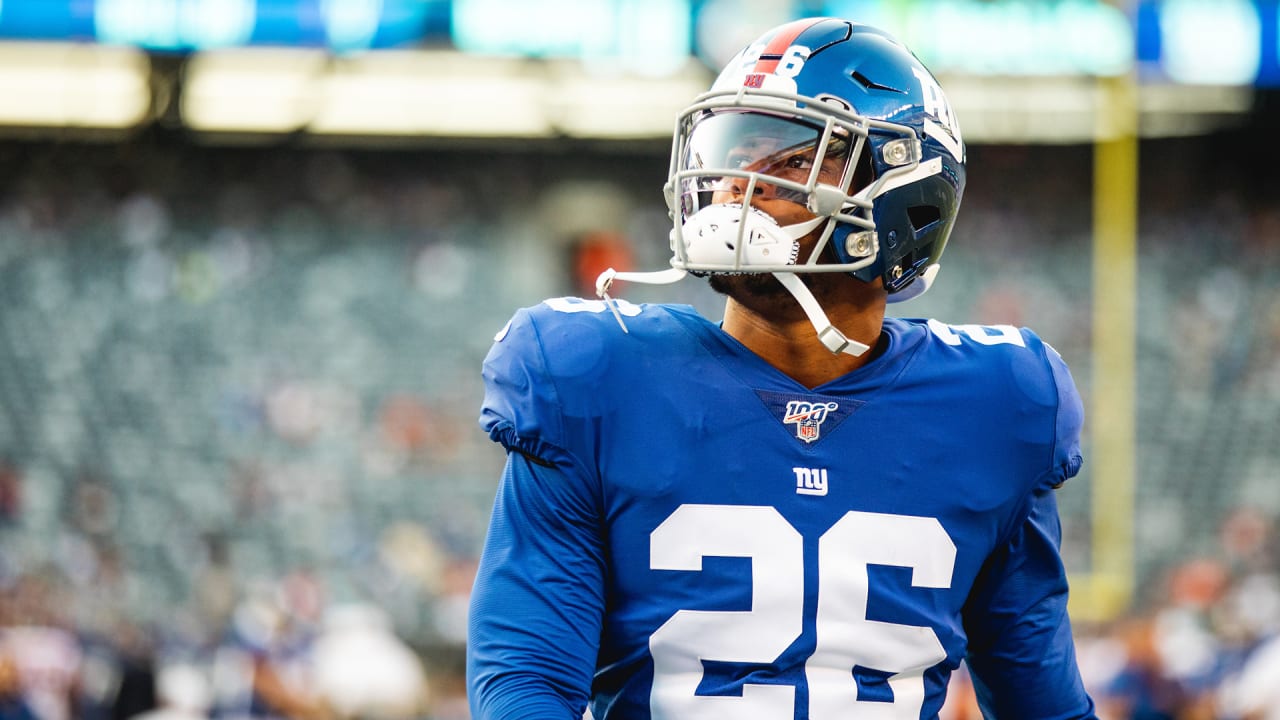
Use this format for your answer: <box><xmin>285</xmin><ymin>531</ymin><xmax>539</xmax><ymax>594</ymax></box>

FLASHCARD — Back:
<box><xmin>710</xmin><ymin>138</ymin><xmax>849</xmax><ymax>226</ymax></box>
<box><xmin>680</xmin><ymin>111</ymin><xmax>879</xmax><ymax>312</ymax></box>
<box><xmin>680</xmin><ymin>112</ymin><xmax>854</xmax><ymax>230</ymax></box>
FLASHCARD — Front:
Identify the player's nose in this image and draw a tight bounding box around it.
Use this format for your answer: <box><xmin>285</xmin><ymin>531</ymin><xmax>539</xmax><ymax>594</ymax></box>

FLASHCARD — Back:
<box><xmin>719</xmin><ymin>175</ymin><xmax>780</xmax><ymax>202</ymax></box>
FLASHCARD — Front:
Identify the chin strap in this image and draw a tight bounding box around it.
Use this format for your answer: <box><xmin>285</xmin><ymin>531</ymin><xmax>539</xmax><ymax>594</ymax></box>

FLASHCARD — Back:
<box><xmin>593</xmin><ymin>212</ymin><xmax>869</xmax><ymax>355</ymax></box>
<box><xmin>595</xmin><ymin>266</ymin><xmax>869</xmax><ymax>357</ymax></box>
<box><xmin>595</xmin><ymin>267</ymin><xmax>687</xmax><ymax>333</ymax></box>
<box><xmin>771</xmin><ymin>272</ymin><xmax>871</xmax><ymax>357</ymax></box>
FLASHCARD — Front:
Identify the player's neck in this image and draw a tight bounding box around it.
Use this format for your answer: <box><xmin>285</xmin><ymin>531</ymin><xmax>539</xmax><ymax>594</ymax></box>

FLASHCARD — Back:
<box><xmin>722</xmin><ymin>296</ymin><xmax>885</xmax><ymax>389</ymax></box>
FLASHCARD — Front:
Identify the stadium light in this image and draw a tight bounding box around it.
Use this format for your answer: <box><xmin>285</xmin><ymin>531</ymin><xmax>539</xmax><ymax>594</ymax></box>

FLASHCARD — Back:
<box><xmin>546</xmin><ymin>59</ymin><xmax>709</xmax><ymax>138</ymax></box>
<box><xmin>182</xmin><ymin>49</ymin><xmax>555</xmax><ymax>137</ymax></box>
<box><xmin>0</xmin><ymin>42</ymin><xmax>150</xmax><ymax>129</ymax></box>
<box><xmin>1160</xmin><ymin>0</ymin><xmax>1262</xmax><ymax>85</ymax></box>
<box><xmin>181</xmin><ymin>47</ymin><xmax>325</xmax><ymax>133</ymax></box>
<box><xmin>307</xmin><ymin>51</ymin><xmax>554</xmax><ymax>137</ymax></box>
<box><xmin>941</xmin><ymin>74</ymin><xmax>1252</xmax><ymax>144</ymax></box>
<box><xmin>177</xmin><ymin>47</ymin><xmax>1251</xmax><ymax>143</ymax></box>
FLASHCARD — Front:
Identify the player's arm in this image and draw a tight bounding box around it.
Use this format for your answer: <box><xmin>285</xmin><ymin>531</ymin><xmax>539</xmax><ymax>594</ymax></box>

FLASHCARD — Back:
<box><xmin>467</xmin><ymin>448</ymin><xmax>606</xmax><ymax>720</ymax></box>
<box><xmin>962</xmin><ymin>487</ymin><xmax>1097</xmax><ymax>718</ymax></box>
<box><xmin>962</xmin><ymin>337</ymin><xmax>1096</xmax><ymax>718</ymax></box>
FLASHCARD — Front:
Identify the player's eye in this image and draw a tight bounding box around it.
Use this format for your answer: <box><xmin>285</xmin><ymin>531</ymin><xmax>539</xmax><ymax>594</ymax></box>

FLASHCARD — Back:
<box><xmin>785</xmin><ymin>154</ymin><xmax>812</xmax><ymax>170</ymax></box>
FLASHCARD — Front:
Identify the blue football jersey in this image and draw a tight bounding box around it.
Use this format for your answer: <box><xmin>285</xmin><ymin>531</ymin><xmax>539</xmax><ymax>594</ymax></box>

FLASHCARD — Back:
<box><xmin>469</xmin><ymin>298</ymin><xmax>1096</xmax><ymax>720</ymax></box>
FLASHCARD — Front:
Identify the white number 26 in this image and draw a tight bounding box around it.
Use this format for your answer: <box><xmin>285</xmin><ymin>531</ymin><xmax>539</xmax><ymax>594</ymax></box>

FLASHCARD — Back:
<box><xmin>649</xmin><ymin>505</ymin><xmax>956</xmax><ymax>719</ymax></box>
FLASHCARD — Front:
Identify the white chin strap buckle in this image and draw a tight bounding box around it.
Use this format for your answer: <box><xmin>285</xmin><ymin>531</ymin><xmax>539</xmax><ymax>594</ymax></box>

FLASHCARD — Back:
<box><xmin>594</xmin><ymin>267</ymin><xmax>688</xmax><ymax>333</ymax></box>
<box><xmin>595</xmin><ymin>267</ymin><xmax>687</xmax><ymax>298</ymax></box>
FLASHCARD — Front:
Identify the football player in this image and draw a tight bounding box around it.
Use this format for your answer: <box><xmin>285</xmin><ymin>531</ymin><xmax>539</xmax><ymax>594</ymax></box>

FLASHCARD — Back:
<box><xmin>468</xmin><ymin>17</ymin><xmax>1098</xmax><ymax>720</ymax></box>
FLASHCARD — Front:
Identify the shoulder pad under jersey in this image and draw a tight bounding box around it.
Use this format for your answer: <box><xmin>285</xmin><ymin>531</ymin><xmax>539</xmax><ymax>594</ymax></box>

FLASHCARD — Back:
<box><xmin>917</xmin><ymin>318</ymin><xmax>1084</xmax><ymax>490</ymax></box>
<box><xmin>478</xmin><ymin>297</ymin><xmax>674</xmax><ymax>463</ymax></box>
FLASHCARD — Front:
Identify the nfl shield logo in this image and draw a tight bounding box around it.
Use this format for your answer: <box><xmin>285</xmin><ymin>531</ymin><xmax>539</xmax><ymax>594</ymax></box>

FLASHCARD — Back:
<box><xmin>797</xmin><ymin>418</ymin><xmax>820</xmax><ymax>441</ymax></box>
<box><xmin>783</xmin><ymin>401</ymin><xmax>839</xmax><ymax>444</ymax></box>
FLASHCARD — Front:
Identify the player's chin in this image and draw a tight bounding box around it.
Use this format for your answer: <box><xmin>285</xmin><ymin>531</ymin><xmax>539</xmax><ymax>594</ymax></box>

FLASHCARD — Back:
<box><xmin>707</xmin><ymin>272</ymin><xmax>789</xmax><ymax>300</ymax></box>
<box><xmin>706</xmin><ymin>273</ymin><xmax>809</xmax><ymax>319</ymax></box>
<box><xmin>708</xmin><ymin>270</ymin><xmax>870</xmax><ymax>315</ymax></box>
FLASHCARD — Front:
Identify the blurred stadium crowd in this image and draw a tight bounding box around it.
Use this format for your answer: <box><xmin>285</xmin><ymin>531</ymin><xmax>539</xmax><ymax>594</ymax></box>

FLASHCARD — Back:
<box><xmin>0</xmin><ymin>126</ymin><xmax>1277</xmax><ymax>719</ymax></box>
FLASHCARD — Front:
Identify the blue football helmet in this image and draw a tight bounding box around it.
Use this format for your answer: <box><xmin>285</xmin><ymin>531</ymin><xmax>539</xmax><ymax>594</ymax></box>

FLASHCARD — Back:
<box><xmin>598</xmin><ymin>17</ymin><xmax>967</xmax><ymax>355</ymax></box>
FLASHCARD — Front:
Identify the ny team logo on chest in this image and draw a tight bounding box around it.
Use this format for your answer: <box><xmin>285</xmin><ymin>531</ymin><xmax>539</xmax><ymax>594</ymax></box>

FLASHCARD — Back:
<box><xmin>783</xmin><ymin>400</ymin><xmax>838</xmax><ymax>443</ymax></box>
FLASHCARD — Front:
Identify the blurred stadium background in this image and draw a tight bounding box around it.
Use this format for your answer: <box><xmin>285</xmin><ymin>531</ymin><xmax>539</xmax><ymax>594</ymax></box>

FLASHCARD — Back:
<box><xmin>0</xmin><ymin>0</ymin><xmax>1278</xmax><ymax>718</ymax></box>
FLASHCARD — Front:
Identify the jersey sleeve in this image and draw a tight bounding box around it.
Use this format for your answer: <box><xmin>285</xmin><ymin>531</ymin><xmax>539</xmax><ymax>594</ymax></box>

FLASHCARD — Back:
<box><xmin>961</xmin><ymin>486</ymin><xmax>1098</xmax><ymax>719</ymax></box>
<box><xmin>467</xmin><ymin>451</ymin><xmax>606</xmax><ymax>720</ymax></box>
<box><xmin>471</xmin><ymin>304</ymin><xmax>611</xmax><ymax>720</ymax></box>
<box><xmin>960</xmin><ymin>331</ymin><xmax>1094</xmax><ymax>716</ymax></box>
